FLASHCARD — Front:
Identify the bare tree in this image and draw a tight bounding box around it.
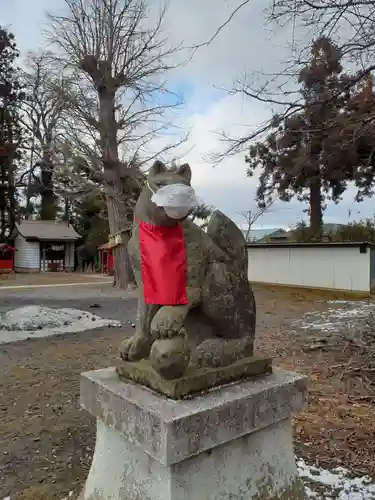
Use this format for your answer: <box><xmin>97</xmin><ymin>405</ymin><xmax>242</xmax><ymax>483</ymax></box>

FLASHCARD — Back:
<box><xmin>20</xmin><ymin>52</ymin><xmax>68</xmax><ymax>220</ymax></box>
<box><xmin>239</xmin><ymin>199</ymin><xmax>276</xmax><ymax>241</ymax></box>
<box><xmin>270</xmin><ymin>0</ymin><xmax>375</xmax><ymax>72</ymax></box>
<box><xmin>190</xmin><ymin>1</ymin><xmax>375</xmax><ymax>169</ymax></box>
<box><xmin>45</xmin><ymin>0</ymin><xmax>186</xmax><ymax>288</ymax></box>
<box><xmin>189</xmin><ymin>0</ymin><xmax>375</xmax><ymax>78</ymax></box>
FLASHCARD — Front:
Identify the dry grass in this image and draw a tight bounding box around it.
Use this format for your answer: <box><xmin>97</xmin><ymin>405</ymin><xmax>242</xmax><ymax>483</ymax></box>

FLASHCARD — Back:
<box><xmin>255</xmin><ymin>285</ymin><xmax>375</xmax><ymax>477</ymax></box>
<box><xmin>0</xmin><ymin>285</ymin><xmax>374</xmax><ymax>499</ymax></box>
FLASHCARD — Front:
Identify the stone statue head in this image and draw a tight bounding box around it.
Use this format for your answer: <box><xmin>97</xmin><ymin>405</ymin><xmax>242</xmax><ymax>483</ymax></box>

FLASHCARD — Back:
<box><xmin>139</xmin><ymin>161</ymin><xmax>195</xmax><ymax>226</ymax></box>
<box><xmin>148</xmin><ymin>160</ymin><xmax>192</xmax><ymax>189</ymax></box>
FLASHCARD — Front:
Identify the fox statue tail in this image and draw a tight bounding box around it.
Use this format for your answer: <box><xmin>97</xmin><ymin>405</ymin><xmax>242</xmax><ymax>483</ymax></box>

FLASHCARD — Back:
<box><xmin>206</xmin><ymin>210</ymin><xmax>248</xmax><ymax>274</ymax></box>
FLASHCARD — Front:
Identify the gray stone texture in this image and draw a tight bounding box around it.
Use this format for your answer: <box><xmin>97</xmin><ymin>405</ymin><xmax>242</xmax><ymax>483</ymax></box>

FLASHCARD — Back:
<box><xmin>120</xmin><ymin>161</ymin><xmax>257</xmax><ymax>379</ymax></box>
<box><xmin>80</xmin><ymin>367</ymin><xmax>307</xmax><ymax>464</ymax></box>
<box><xmin>79</xmin><ymin>368</ymin><xmax>307</xmax><ymax>500</ymax></box>
<box><xmin>116</xmin><ymin>355</ymin><xmax>272</xmax><ymax>399</ymax></box>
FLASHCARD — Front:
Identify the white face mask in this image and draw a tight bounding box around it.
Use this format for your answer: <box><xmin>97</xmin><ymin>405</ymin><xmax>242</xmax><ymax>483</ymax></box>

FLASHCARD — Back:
<box><xmin>164</xmin><ymin>206</ymin><xmax>192</xmax><ymax>219</ymax></box>
<box><xmin>148</xmin><ymin>182</ymin><xmax>199</xmax><ymax>219</ymax></box>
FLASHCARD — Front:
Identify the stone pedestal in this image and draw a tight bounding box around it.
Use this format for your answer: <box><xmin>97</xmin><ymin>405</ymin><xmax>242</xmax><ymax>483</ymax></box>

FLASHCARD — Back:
<box><xmin>79</xmin><ymin>367</ymin><xmax>308</xmax><ymax>500</ymax></box>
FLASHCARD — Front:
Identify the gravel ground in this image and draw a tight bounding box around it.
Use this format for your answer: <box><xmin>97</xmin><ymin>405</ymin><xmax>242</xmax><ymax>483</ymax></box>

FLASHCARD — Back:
<box><xmin>0</xmin><ymin>283</ymin><xmax>374</xmax><ymax>499</ymax></box>
<box><xmin>0</xmin><ymin>284</ymin><xmax>137</xmax><ymax>323</ymax></box>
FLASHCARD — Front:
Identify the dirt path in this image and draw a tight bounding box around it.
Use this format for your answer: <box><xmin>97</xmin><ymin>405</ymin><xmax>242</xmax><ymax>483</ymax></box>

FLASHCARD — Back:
<box><xmin>0</xmin><ymin>272</ymin><xmax>111</xmax><ymax>288</ymax></box>
<box><xmin>0</xmin><ymin>285</ymin><xmax>374</xmax><ymax>499</ymax></box>
<box><xmin>0</xmin><ymin>327</ymin><xmax>126</xmax><ymax>500</ymax></box>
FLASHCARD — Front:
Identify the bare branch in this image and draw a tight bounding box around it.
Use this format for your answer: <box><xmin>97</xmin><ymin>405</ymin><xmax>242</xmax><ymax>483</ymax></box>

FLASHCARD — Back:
<box><xmin>188</xmin><ymin>0</ymin><xmax>252</xmax><ymax>51</ymax></box>
<box><xmin>270</xmin><ymin>0</ymin><xmax>375</xmax><ymax>72</ymax></box>
<box><xmin>16</xmin><ymin>51</ymin><xmax>70</xmax><ymax>219</ymax></box>
<box><xmin>239</xmin><ymin>199</ymin><xmax>276</xmax><ymax>241</ymax></box>
<box><xmin>45</xmin><ymin>0</ymin><xmax>186</xmax><ymax>184</ymax></box>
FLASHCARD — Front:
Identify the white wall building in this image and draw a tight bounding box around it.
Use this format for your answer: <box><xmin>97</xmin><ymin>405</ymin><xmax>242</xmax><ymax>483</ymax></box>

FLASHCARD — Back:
<box><xmin>12</xmin><ymin>220</ymin><xmax>80</xmax><ymax>273</ymax></box>
<box><xmin>247</xmin><ymin>242</ymin><xmax>375</xmax><ymax>293</ymax></box>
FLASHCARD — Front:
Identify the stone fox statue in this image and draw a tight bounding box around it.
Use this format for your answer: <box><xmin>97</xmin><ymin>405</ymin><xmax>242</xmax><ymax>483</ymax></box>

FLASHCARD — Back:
<box><xmin>120</xmin><ymin>160</ymin><xmax>256</xmax><ymax>379</ymax></box>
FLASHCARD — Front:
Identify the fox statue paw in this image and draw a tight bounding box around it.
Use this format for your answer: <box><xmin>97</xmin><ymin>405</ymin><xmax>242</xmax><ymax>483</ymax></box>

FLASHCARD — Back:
<box><xmin>120</xmin><ymin>333</ymin><xmax>150</xmax><ymax>361</ymax></box>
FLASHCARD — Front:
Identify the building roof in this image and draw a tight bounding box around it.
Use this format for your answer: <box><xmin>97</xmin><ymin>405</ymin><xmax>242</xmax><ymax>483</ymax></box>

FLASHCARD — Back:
<box><xmin>15</xmin><ymin>220</ymin><xmax>81</xmax><ymax>241</ymax></box>
<box><xmin>98</xmin><ymin>243</ymin><xmax>112</xmax><ymax>250</ymax></box>
<box><xmin>322</xmin><ymin>223</ymin><xmax>346</xmax><ymax>233</ymax></box>
<box><xmin>247</xmin><ymin>241</ymin><xmax>375</xmax><ymax>249</ymax></box>
<box><xmin>242</xmin><ymin>228</ymin><xmax>286</xmax><ymax>242</ymax></box>
<box><xmin>259</xmin><ymin>229</ymin><xmax>288</xmax><ymax>241</ymax></box>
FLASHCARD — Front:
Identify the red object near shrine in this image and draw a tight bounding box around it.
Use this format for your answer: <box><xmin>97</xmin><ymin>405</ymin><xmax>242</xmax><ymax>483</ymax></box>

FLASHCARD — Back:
<box><xmin>98</xmin><ymin>243</ymin><xmax>114</xmax><ymax>275</ymax></box>
<box><xmin>137</xmin><ymin>220</ymin><xmax>188</xmax><ymax>305</ymax></box>
<box><xmin>0</xmin><ymin>244</ymin><xmax>15</xmax><ymax>272</ymax></box>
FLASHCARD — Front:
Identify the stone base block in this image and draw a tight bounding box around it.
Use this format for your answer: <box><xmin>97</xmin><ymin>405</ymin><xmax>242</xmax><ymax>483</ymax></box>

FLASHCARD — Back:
<box><xmin>79</xmin><ymin>367</ymin><xmax>308</xmax><ymax>500</ymax></box>
<box><xmin>116</xmin><ymin>355</ymin><xmax>272</xmax><ymax>399</ymax></box>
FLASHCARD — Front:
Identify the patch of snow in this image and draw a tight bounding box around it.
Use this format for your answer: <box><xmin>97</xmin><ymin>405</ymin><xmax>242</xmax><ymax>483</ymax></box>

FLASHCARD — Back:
<box><xmin>2</xmin><ymin>462</ymin><xmax>375</xmax><ymax>499</ymax></box>
<box><xmin>328</xmin><ymin>300</ymin><xmax>353</xmax><ymax>304</ymax></box>
<box><xmin>298</xmin><ymin>458</ymin><xmax>375</xmax><ymax>499</ymax></box>
<box><xmin>61</xmin><ymin>492</ymin><xmax>74</xmax><ymax>500</ymax></box>
<box><xmin>0</xmin><ymin>305</ymin><xmax>121</xmax><ymax>344</ymax></box>
<box><xmin>292</xmin><ymin>300</ymin><xmax>374</xmax><ymax>333</ymax></box>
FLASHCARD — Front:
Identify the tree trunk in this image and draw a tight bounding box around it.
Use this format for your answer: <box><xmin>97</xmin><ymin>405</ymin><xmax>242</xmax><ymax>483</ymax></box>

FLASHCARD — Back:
<box><xmin>106</xmin><ymin>194</ymin><xmax>136</xmax><ymax>288</ymax></box>
<box><xmin>40</xmin><ymin>153</ymin><xmax>57</xmax><ymax>220</ymax></box>
<box><xmin>63</xmin><ymin>197</ymin><xmax>69</xmax><ymax>221</ymax></box>
<box><xmin>8</xmin><ymin>120</ymin><xmax>17</xmax><ymax>235</ymax></box>
<box><xmin>8</xmin><ymin>161</ymin><xmax>16</xmax><ymax>234</ymax></box>
<box><xmin>0</xmin><ymin>117</ymin><xmax>16</xmax><ymax>241</ymax></box>
<box><xmin>25</xmin><ymin>182</ymin><xmax>33</xmax><ymax>219</ymax></box>
<box><xmin>113</xmin><ymin>235</ymin><xmax>135</xmax><ymax>288</ymax></box>
<box><xmin>0</xmin><ymin>161</ymin><xmax>5</xmax><ymax>241</ymax></box>
<box><xmin>26</xmin><ymin>139</ymin><xmax>35</xmax><ymax>220</ymax></box>
<box><xmin>99</xmin><ymin>89</ymin><xmax>136</xmax><ymax>289</ymax></box>
<box><xmin>309</xmin><ymin>178</ymin><xmax>322</xmax><ymax>239</ymax></box>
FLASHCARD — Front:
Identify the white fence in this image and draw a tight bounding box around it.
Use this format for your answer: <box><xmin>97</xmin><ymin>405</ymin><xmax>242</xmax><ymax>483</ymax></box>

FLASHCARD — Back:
<box><xmin>247</xmin><ymin>242</ymin><xmax>373</xmax><ymax>293</ymax></box>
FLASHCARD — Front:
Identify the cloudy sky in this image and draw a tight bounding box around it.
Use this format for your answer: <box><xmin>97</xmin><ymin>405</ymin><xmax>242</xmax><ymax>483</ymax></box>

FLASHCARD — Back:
<box><xmin>3</xmin><ymin>0</ymin><xmax>374</xmax><ymax>228</ymax></box>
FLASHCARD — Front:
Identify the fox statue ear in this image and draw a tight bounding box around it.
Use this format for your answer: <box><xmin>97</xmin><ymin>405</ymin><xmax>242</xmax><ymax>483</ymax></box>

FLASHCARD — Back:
<box><xmin>176</xmin><ymin>163</ymin><xmax>192</xmax><ymax>183</ymax></box>
<box><xmin>148</xmin><ymin>160</ymin><xmax>167</xmax><ymax>178</ymax></box>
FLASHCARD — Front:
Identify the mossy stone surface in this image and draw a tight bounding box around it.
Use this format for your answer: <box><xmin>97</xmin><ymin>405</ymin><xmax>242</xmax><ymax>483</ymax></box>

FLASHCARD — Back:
<box><xmin>116</xmin><ymin>355</ymin><xmax>272</xmax><ymax>399</ymax></box>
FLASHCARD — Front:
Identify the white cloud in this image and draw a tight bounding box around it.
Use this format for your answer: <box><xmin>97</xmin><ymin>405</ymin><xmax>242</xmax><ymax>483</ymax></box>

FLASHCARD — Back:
<box><xmin>167</xmin><ymin>91</ymin><xmax>298</xmax><ymax>228</ymax></box>
<box><xmin>2</xmin><ymin>0</ymin><xmax>375</xmax><ymax>227</ymax></box>
<box><xmin>173</xmin><ymin>89</ymin><xmax>375</xmax><ymax>228</ymax></box>
<box><xmin>2</xmin><ymin>0</ymin><xmax>47</xmax><ymax>52</ymax></box>
<box><xmin>165</xmin><ymin>0</ymin><xmax>290</xmax><ymax>86</ymax></box>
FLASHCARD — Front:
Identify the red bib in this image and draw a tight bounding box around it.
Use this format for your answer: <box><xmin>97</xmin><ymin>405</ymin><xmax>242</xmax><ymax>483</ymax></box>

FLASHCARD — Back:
<box><xmin>138</xmin><ymin>219</ymin><xmax>188</xmax><ymax>305</ymax></box>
